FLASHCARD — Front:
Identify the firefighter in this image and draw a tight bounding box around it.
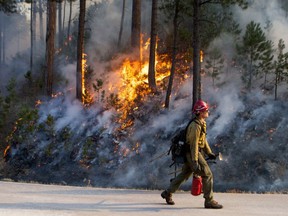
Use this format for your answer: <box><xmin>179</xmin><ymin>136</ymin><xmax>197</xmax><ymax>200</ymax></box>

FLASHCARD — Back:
<box><xmin>161</xmin><ymin>99</ymin><xmax>223</xmax><ymax>209</ymax></box>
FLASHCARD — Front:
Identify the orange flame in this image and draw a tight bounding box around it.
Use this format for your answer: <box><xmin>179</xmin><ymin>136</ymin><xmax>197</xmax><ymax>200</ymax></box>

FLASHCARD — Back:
<box><xmin>81</xmin><ymin>53</ymin><xmax>93</xmax><ymax>105</ymax></box>
<box><xmin>108</xmin><ymin>38</ymin><xmax>172</xmax><ymax>132</ymax></box>
<box><xmin>200</xmin><ymin>50</ymin><xmax>204</xmax><ymax>63</ymax></box>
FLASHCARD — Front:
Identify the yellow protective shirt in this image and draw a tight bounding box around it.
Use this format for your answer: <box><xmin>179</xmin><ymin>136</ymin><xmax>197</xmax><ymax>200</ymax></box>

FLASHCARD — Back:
<box><xmin>186</xmin><ymin>118</ymin><xmax>212</xmax><ymax>162</ymax></box>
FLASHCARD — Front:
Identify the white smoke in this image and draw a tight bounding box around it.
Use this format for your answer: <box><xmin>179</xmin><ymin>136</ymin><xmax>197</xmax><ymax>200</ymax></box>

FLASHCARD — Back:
<box><xmin>59</xmin><ymin>63</ymin><xmax>77</xmax><ymax>93</ymax></box>
<box><xmin>234</xmin><ymin>0</ymin><xmax>288</xmax><ymax>44</ymax></box>
<box><xmin>86</xmin><ymin>1</ymin><xmax>131</xmax><ymax>61</ymax></box>
<box><xmin>209</xmin><ymin>87</ymin><xmax>244</xmax><ymax>137</ymax></box>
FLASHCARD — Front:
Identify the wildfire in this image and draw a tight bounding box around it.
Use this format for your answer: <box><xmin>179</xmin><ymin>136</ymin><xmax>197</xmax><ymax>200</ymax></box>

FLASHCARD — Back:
<box><xmin>75</xmin><ymin>37</ymin><xmax>188</xmax><ymax>157</ymax></box>
<box><xmin>112</xmin><ymin>39</ymin><xmax>172</xmax><ymax>130</ymax></box>
<box><xmin>81</xmin><ymin>53</ymin><xmax>93</xmax><ymax>105</ymax></box>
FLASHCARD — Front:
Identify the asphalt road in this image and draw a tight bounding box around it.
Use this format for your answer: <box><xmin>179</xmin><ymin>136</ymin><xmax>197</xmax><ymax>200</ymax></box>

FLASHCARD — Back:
<box><xmin>0</xmin><ymin>181</ymin><xmax>287</xmax><ymax>216</ymax></box>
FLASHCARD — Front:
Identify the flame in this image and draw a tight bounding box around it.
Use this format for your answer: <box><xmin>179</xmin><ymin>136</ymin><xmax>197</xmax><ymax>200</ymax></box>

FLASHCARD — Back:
<box><xmin>35</xmin><ymin>100</ymin><xmax>42</xmax><ymax>107</ymax></box>
<box><xmin>114</xmin><ymin>43</ymin><xmax>171</xmax><ymax>128</ymax></box>
<box><xmin>114</xmin><ymin>58</ymin><xmax>149</xmax><ymax>130</ymax></box>
<box><xmin>200</xmin><ymin>50</ymin><xmax>204</xmax><ymax>63</ymax></box>
<box><xmin>52</xmin><ymin>92</ymin><xmax>64</xmax><ymax>98</ymax></box>
<box><xmin>94</xmin><ymin>37</ymin><xmax>190</xmax><ymax>157</ymax></box>
<box><xmin>81</xmin><ymin>53</ymin><xmax>93</xmax><ymax>105</ymax></box>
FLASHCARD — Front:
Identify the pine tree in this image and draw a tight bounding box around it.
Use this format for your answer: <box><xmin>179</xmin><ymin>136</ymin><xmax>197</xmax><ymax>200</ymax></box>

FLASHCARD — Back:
<box><xmin>274</xmin><ymin>39</ymin><xmax>288</xmax><ymax>100</ymax></box>
<box><xmin>258</xmin><ymin>40</ymin><xmax>274</xmax><ymax>90</ymax></box>
<box><xmin>236</xmin><ymin>21</ymin><xmax>269</xmax><ymax>91</ymax></box>
<box><xmin>0</xmin><ymin>1</ymin><xmax>17</xmax><ymax>13</ymax></box>
<box><xmin>205</xmin><ymin>48</ymin><xmax>224</xmax><ymax>88</ymax></box>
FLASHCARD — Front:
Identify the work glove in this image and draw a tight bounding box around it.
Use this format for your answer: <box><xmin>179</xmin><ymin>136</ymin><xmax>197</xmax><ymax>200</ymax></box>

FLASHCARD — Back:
<box><xmin>208</xmin><ymin>153</ymin><xmax>217</xmax><ymax>160</ymax></box>
<box><xmin>192</xmin><ymin>160</ymin><xmax>199</xmax><ymax>171</ymax></box>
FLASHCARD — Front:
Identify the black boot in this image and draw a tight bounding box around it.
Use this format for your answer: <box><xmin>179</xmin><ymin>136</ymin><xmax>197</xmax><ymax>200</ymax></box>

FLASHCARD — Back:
<box><xmin>204</xmin><ymin>200</ymin><xmax>223</xmax><ymax>209</ymax></box>
<box><xmin>161</xmin><ymin>190</ymin><xmax>175</xmax><ymax>205</ymax></box>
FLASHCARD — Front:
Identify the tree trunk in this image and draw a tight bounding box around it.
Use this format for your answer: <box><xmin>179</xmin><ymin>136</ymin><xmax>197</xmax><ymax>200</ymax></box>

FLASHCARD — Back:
<box><xmin>0</xmin><ymin>14</ymin><xmax>6</xmax><ymax>65</ymax></box>
<box><xmin>0</xmin><ymin>14</ymin><xmax>2</xmax><ymax>66</ymax></box>
<box><xmin>192</xmin><ymin>0</ymin><xmax>201</xmax><ymax>107</ymax></box>
<box><xmin>131</xmin><ymin>0</ymin><xmax>141</xmax><ymax>57</ymax></box>
<box><xmin>45</xmin><ymin>0</ymin><xmax>56</xmax><ymax>96</ymax></box>
<box><xmin>118</xmin><ymin>0</ymin><xmax>126</xmax><ymax>48</ymax></box>
<box><xmin>148</xmin><ymin>0</ymin><xmax>157</xmax><ymax>92</ymax></box>
<box><xmin>30</xmin><ymin>0</ymin><xmax>36</xmax><ymax>74</ymax></box>
<box><xmin>2</xmin><ymin>18</ymin><xmax>5</xmax><ymax>65</ymax></box>
<box><xmin>248</xmin><ymin>57</ymin><xmax>253</xmax><ymax>91</ymax></box>
<box><xmin>76</xmin><ymin>0</ymin><xmax>86</xmax><ymax>102</ymax></box>
<box><xmin>39</xmin><ymin>0</ymin><xmax>45</xmax><ymax>42</ymax></box>
<box><xmin>62</xmin><ymin>0</ymin><xmax>66</xmax><ymax>36</ymax></box>
<box><xmin>165</xmin><ymin>0</ymin><xmax>179</xmax><ymax>109</ymax></box>
<box><xmin>67</xmin><ymin>0</ymin><xmax>73</xmax><ymax>40</ymax></box>
<box><xmin>32</xmin><ymin>1</ymin><xmax>36</xmax><ymax>40</ymax></box>
<box><xmin>275</xmin><ymin>70</ymin><xmax>279</xmax><ymax>100</ymax></box>
<box><xmin>58</xmin><ymin>0</ymin><xmax>63</xmax><ymax>47</ymax></box>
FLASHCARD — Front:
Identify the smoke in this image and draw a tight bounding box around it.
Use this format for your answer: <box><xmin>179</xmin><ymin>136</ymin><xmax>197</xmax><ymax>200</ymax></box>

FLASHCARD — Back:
<box><xmin>0</xmin><ymin>12</ymin><xmax>30</xmax><ymax>88</ymax></box>
<box><xmin>208</xmin><ymin>86</ymin><xmax>245</xmax><ymax>137</ymax></box>
<box><xmin>234</xmin><ymin>0</ymin><xmax>288</xmax><ymax>43</ymax></box>
<box><xmin>86</xmin><ymin>1</ymin><xmax>131</xmax><ymax>61</ymax></box>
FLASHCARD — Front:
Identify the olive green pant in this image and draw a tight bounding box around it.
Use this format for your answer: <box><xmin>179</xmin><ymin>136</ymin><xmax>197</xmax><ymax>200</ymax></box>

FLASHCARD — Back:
<box><xmin>167</xmin><ymin>153</ymin><xmax>214</xmax><ymax>202</ymax></box>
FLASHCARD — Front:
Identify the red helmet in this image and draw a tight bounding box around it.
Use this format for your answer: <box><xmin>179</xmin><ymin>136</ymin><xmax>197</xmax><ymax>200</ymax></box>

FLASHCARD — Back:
<box><xmin>193</xmin><ymin>100</ymin><xmax>209</xmax><ymax>113</ymax></box>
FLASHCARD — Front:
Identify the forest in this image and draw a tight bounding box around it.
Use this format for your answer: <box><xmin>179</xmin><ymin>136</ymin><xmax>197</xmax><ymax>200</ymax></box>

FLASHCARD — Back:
<box><xmin>0</xmin><ymin>0</ymin><xmax>288</xmax><ymax>193</ymax></box>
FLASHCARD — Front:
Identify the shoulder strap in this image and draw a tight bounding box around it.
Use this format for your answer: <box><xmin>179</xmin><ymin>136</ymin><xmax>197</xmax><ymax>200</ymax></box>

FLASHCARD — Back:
<box><xmin>185</xmin><ymin>117</ymin><xmax>196</xmax><ymax>132</ymax></box>
<box><xmin>183</xmin><ymin>118</ymin><xmax>196</xmax><ymax>141</ymax></box>
<box><xmin>186</xmin><ymin>117</ymin><xmax>206</xmax><ymax>136</ymax></box>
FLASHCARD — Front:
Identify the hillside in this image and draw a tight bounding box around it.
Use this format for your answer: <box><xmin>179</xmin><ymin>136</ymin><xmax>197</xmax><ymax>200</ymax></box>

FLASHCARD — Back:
<box><xmin>1</xmin><ymin>87</ymin><xmax>288</xmax><ymax>193</ymax></box>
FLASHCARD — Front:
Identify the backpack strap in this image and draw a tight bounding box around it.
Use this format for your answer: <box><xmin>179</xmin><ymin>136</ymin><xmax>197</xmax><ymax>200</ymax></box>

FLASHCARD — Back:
<box><xmin>184</xmin><ymin>118</ymin><xmax>196</xmax><ymax>136</ymax></box>
<box><xmin>191</xmin><ymin>118</ymin><xmax>206</xmax><ymax>136</ymax></box>
<box><xmin>182</xmin><ymin>118</ymin><xmax>197</xmax><ymax>145</ymax></box>
<box><xmin>184</xmin><ymin>118</ymin><xmax>206</xmax><ymax>148</ymax></box>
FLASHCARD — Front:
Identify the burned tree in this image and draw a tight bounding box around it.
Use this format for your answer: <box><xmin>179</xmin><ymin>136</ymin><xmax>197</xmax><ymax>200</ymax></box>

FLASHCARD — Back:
<box><xmin>192</xmin><ymin>0</ymin><xmax>201</xmax><ymax>106</ymax></box>
<box><xmin>118</xmin><ymin>0</ymin><xmax>126</xmax><ymax>48</ymax></box>
<box><xmin>76</xmin><ymin>0</ymin><xmax>86</xmax><ymax>102</ymax></box>
<box><xmin>192</xmin><ymin>0</ymin><xmax>248</xmax><ymax>106</ymax></box>
<box><xmin>148</xmin><ymin>0</ymin><xmax>158</xmax><ymax>92</ymax></box>
<box><xmin>165</xmin><ymin>0</ymin><xmax>180</xmax><ymax>109</ymax></box>
<box><xmin>45</xmin><ymin>0</ymin><xmax>56</xmax><ymax>96</ymax></box>
<box><xmin>131</xmin><ymin>0</ymin><xmax>141</xmax><ymax>59</ymax></box>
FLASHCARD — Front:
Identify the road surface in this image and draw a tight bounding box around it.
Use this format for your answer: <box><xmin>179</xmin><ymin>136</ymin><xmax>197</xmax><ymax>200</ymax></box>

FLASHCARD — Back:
<box><xmin>0</xmin><ymin>180</ymin><xmax>287</xmax><ymax>216</ymax></box>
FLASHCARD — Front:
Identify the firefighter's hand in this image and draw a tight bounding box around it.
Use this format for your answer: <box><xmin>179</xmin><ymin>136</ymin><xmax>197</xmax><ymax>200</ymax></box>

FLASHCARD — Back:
<box><xmin>192</xmin><ymin>161</ymin><xmax>199</xmax><ymax>171</ymax></box>
<box><xmin>208</xmin><ymin>153</ymin><xmax>217</xmax><ymax>160</ymax></box>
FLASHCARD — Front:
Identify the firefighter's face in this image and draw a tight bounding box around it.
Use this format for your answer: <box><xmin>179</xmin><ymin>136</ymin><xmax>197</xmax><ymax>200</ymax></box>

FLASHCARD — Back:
<box><xmin>200</xmin><ymin>110</ymin><xmax>209</xmax><ymax>119</ymax></box>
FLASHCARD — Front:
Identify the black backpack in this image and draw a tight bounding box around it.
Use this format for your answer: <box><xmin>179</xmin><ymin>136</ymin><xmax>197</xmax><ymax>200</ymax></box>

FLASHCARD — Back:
<box><xmin>168</xmin><ymin>118</ymin><xmax>204</xmax><ymax>166</ymax></box>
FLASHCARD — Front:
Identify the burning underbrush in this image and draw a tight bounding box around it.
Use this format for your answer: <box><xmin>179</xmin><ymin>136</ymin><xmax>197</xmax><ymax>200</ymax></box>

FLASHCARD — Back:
<box><xmin>1</xmin><ymin>47</ymin><xmax>288</xmax><ymax>192</ymax></box>
<box><xmin>2</xmin><ymin>86</ymin><xmax>288</xmax><ymax>193</ymax></box>
<box><xmin>1</xmin><ymin>46</ymin><xmax>186</xmax><ymax>186</ymax></box>
<box><xmin>211</xmin><ymin>98</ymin><xmax>288</xmax><ymax>193</ymax></box>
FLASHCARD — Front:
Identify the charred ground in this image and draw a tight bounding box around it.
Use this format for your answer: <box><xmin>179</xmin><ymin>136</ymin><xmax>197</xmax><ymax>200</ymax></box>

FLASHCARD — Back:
<box><xmin>1</xmin><ymin>90</ymin><xmax>288</xmax><ymax>193</ymax></box>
